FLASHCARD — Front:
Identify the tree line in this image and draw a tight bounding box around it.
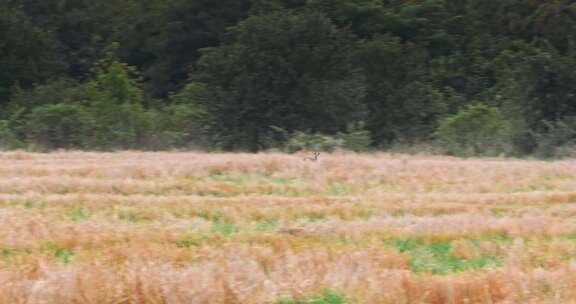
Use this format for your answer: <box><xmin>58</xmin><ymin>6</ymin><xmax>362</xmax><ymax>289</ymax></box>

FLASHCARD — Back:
<box><xmin>2</xmin><ymin>0</ymin><xmax>576</xmax><ymax>157</ymax></box>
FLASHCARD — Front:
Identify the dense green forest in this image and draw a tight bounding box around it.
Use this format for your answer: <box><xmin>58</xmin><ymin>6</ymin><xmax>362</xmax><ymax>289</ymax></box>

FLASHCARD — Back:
<box><xmin>2</xmin><ymin>0</ymin><xmax>576</xmax><ymax>157</ymax></box>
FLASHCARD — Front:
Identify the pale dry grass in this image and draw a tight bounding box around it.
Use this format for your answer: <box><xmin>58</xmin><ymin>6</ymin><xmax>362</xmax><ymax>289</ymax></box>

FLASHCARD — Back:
<box><xmin>0</xmin><ymin>151</ymin><xmax>575</xmax><ymax>303</ymax></box>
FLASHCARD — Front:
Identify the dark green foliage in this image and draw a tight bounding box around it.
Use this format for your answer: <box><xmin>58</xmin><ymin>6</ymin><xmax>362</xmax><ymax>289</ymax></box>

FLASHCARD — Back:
<box><xmin>532</xmin><ymin>116</ymin><xmax>576</xmax><ymax>159</ymax></box>
<box><xmin>25</xmin><ymin>103</ymin><xmax>93</xmax><ymax>150</ymax></box>
<box><xmin>0</xmin><ymin>120</ymin><xmax>23</xmax><ymax>150</ymax></box>
<box><xmin>353</xmin><ymin>34</ymin><xmax>448</xmax><ymax>146</ymax></box>
<box><xmin>435</xmin><ymin>104</ymin><xmax>513</xmax><ymax>157</ymax></box>
<box><xmin>335</xmin><ymin>122</ymin><xmax>372</xmax><ymax>152</ymax></box>
<box><xmin>154</xmin><ymin>83</ymin><xmax>212</xmax><ymax>149</ymax></box>
<box><xmin>3</xmin><ymin>79</ymin><xmax>90</xmax><ymax>147</ymax></box>
<box><xmin>82</xmin><ymin>56</ymin><xmax>154</xmax><ymax>150</ymax></box>
<box><xmin>137</xmin><ymin>0</ymin><xmax>252</xmax><ymax>97</ymax></box>
<box><xmin>0</xmin><ymin>5</ymin><xmax>65</xmax><ymax>103</ymax></box>
<box><xmin>2</xmin><ymin>0</ymin><xmax>576</xmax><ymax>156</ymax></box>
<box><xmin>7</xmin><ymin>78</ymin><xmax>89</xmax><ymax>111</ymax></box>
<box><xmin>194</xmin><ymin>10</ymin><xmax>366</xmax><ymax>151</ymax></box>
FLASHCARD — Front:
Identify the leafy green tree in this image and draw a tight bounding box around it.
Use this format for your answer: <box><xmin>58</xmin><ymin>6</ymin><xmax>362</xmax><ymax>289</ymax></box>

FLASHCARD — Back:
<box><xmin>194</xmin><ymin>10</ymin><xmax>366</xmax><ymax>151</ymax></box>
<box><xmin>84</xmin><ymin>54</ymin><xmax>152</xmax><ymax>150</ymax></box>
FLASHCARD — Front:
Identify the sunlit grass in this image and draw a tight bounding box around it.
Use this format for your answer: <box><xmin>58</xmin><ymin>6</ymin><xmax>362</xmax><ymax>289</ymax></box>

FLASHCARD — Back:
<box><xmin>0</xmin><ymin>152</ymin><xmax>575</xmax><ymax>303</ymax></box>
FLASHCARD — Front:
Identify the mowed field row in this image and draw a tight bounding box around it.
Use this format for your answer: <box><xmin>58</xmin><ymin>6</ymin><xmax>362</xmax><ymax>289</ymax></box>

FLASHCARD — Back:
<box><xmin>1</xmin><ymin>152</ymin><xmax>576</xmax><ymax>303</ymax></box>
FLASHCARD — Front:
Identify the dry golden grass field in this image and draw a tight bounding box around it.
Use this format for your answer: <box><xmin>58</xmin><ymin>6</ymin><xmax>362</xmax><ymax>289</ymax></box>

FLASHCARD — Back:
<box><xmin>1</xmin><ymin>151</ymin><xmax>576</xmax><ymax>303</ymax></box>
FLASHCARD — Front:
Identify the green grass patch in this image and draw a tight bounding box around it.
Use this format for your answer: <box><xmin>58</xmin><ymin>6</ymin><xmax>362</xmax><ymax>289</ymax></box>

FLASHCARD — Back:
<box><xmin>195</xmin><ymin>191</ymin><xmax>230</xmax><ymax>197</ymax></box>
<box><xmin>0</xmin><ymin>249</ymin><xmax>14</xmax><ymax>258</ymax></box>
<box><xmin>24</xmin><ymin>201</ymin><xmax>45</xmax><ymax>209</ymax></box>
<box><xmin>255</xmin><ymin>219</ymin><xmax>279</xmax><ymax>232</ymax></box>
<box><xmin>305</xmin><ymin>214</ymin><xmax>328</xmax><ymax>222</ymax></box>
<box><xmin>327</xmin><ymin>182</ymin><xmax>349</xmax><ymax>196</ymax></box>
<box><xmin>211</xmin><ymin>219</ymin><xmax>237</xmax><ymax>236</ymax></box>
<box><xmin>54</xmin><ymin>248</ymin><xmax>75</xmax><ymax>264</ymax></box>
<box><xmin>384</xmin><ymin>238</ymin><xmax>503</xmax><ymax>275</ymax></box>
<box><xmin>69</xmin><ymin>210</ymin><xmax>90</xmax><ymax>221</ymax></box>
<box><xmin>0</xmin><ymin>248</ymin><xmax>31</xmax><ymax>261</ymax></box>
<box><xmin>175</xmin><ymin>236</ymin><xmax>205</xmax><ymax>248</ymax></box>
<box><xmin>483</xmin><ymin>232</ymin><xmax>512</xmax><ymax>242</ymax></box>
<box><xmin>276</xmin><ymin>290</ymin><xmax>350</xmax><ymax>304</ymax></box>
<box><xmin>41</xmin><ymin>242</ymin><xmax>75</xmax><ymax>264</ymax></box>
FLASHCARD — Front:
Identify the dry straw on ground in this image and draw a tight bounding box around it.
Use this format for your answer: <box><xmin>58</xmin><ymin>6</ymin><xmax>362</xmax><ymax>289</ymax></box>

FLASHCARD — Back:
<box><xmin>0</xmin><ymin>151</ymin><xmax>575</xmax><ymax>303</ymax></box>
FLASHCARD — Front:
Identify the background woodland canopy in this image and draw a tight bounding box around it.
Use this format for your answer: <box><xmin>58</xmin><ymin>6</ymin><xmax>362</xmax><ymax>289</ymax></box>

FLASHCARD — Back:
<box><xmin>2</xmin><ymin>0</ymin><xmax>576</xmax><ymax>158</ymax></box>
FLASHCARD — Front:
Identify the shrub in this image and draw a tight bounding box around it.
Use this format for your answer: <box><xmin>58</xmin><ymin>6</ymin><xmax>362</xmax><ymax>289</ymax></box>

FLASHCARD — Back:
<box><xmin>25</xmin><ymin>103</ymin><xmax>93</xmax><ymax>150</ymax></box>
<box><xmin>435</xmin><ymin>104</ymin><xmax>513</xmax><ymax>157</ymax></box>
<box><xmin>285</xmin><ymin>131</ymin><xmax>344</xmax><ymax>153</ymax></box>
<box><xmin>259</xmin><ymin>126</ymin><xmax>291</xmax><ymax>151</ymax></box>
<box><xmin>151</xmin><ymin>83</ymin><xmax>212</xmax><ymax>149</ymax></box>
<box><xmin>0</xmin><ymin>120</ymin><xmax>23</xmax><ymax>150</ymax></box>
<box><xmin>335</xmin><ymin>122</ymin><xmax>373</xmax><ymax>152</ymax></box>
<box><xmin>532</xmin><ymin>116</ymin><xmax>576</xmax><ymax>159</ymax></box>
<box><xmin>267</xmin><ymin>123</ymin><xmax>372</xmax><ymax>153</ymax></box>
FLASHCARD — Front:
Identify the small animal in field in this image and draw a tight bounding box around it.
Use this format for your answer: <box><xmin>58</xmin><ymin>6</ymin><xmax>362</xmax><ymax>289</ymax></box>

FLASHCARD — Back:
<box><xmin>303</xmin><ymin>152</ymin><xmax>320</xmax><ymax>162</ymax></box>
